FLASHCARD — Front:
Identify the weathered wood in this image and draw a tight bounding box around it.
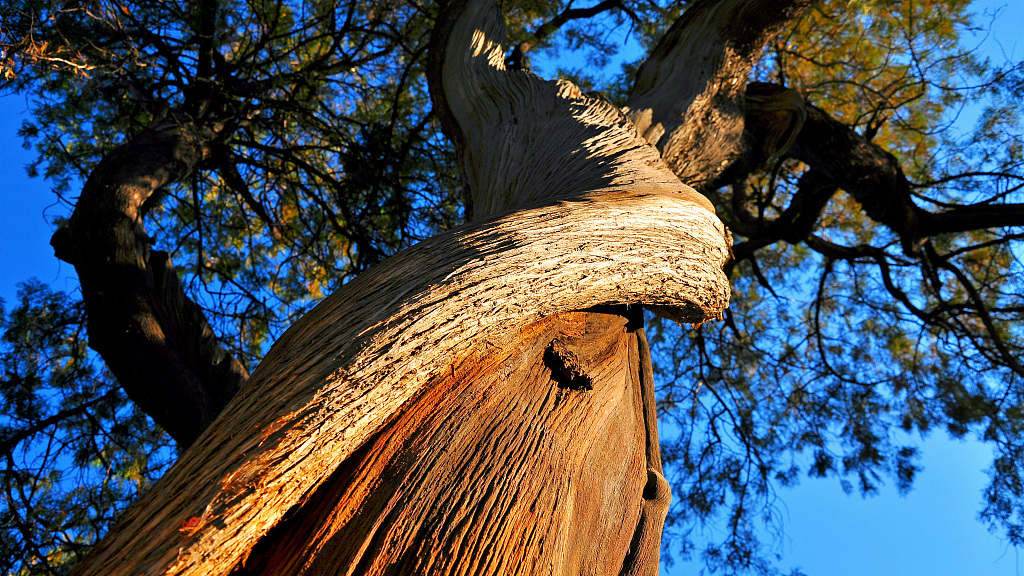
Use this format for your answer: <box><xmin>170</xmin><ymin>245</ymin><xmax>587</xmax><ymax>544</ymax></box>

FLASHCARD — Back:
<box><xmin>72</xmin><ymin>0</ymin><xmax>737</xmax><ymax>571</ymax></box>
<box><xmin>231</xmin><ymin>310</ymin><xmax>668</xmax><ymax>575</ymax></box>
<box><xmin>426</xmin><ymin>0</ymin><xmax>707</xmax><ymax>219</ymax></box>
<box><xmin>70</xmin><ymin>189</ymin><xmax>729</xmax><ymax>575</ymax></box>
<box><xmin>623</xmin><ymin>0</ymin><xmax>813</xmax><ymax>189</ymax></box>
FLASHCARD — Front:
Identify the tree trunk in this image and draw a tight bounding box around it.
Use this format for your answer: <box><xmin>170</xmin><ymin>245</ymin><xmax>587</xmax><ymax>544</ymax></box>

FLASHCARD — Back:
<box><xmin>66</xmin><ymin>0</ymin><xmax>783</xmax><ymax>572</ymax></box>
<box><xmin>69</xmin><ymin>185</ymin><xmax>729</xmax><ymax>575</ymax></box>
<box><xmin>233</xmin><ymin>309</ymin><xmax>667</xmax><ymax>575</ymax></box>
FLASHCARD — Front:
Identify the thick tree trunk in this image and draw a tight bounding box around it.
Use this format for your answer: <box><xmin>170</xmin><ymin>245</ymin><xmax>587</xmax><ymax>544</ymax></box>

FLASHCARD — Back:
<box><xmin>70</xmin><ymin>188</ymin><xmax>729</xmax><ymax>576</ymax></box>
<box><xmin>51</xmin><ymin>115</ymin><xmax>247</xmax><ymax>448</ymax></box>
<box><xmin>69</xmin><ymin>0</ymin><xmax>754</xmax><ymax>573</ymax></box>
<box><xmin>233</xmin><ymin>310</ymin><xmax>667</xmax><ymax>575</ymax></box>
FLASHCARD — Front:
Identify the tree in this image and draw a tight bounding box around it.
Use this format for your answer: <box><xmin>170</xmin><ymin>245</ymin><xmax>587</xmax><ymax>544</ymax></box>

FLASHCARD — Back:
<box><xmin>1</xmin><ymin>0</ymin><xmax>1022</xmax><ymax>574</ymax></box>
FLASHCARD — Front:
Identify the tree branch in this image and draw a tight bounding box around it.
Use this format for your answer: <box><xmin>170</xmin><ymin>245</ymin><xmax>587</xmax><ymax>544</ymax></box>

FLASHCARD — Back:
<box><xmin>787</xmin><ymin>102</ymin><xmax>925</xmax><ymax>252</ymax></box>
<box><xmin>50</xmin><ymin>114</ymin><xmax>247</xmax><ymax>449</ymax></box>
<box><xmin>0</xmin><ymin>390</ymin><xmax>119</xmax><ymax>457</ymax></box>
<box><xmin>924</xmin><ymin>242</ymin><xmax>1024</xmax><ymax>377</ymax></box>
<box><xmin>920</xmin><ymin>203</ymin><xmax>1024</xmax><ymax>236</ymax></box>
<box><xmin>427</xmin><ymin>0</ymin><xmax>706</xmax><ymax>219</ymax></box>
<box><xmin>624</xmin><ymin>0</ymin><xmax>813</xmax><ymax>188</ymax></box>
<box><xmin>506</xmin><ymin>0</ymin><xmax>630</xmax><ymax>69</ymax></box>
<box><xmin>785</xmin><ymin>100</ymin><xmax>1024</xmax><ymax>250</ymax></box>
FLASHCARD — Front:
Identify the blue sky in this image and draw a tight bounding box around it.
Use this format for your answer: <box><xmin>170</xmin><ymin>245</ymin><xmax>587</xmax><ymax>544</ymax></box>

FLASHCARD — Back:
<box><xmin>1</xmin><ymin>1</ymin><xmax>1022</xmax><ymax>574</ymax></box>
<box><xmin>0</xmin><ymin>94</ymin><xmax>68</xmax><ymax>305</ymax></box>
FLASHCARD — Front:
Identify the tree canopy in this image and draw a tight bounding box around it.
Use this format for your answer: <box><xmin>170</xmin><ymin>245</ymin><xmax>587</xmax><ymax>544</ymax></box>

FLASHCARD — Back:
<box><xmin>1</xmin><ymin>0</ymin><xmax>1023</xmax><ymax>573</ymax></box>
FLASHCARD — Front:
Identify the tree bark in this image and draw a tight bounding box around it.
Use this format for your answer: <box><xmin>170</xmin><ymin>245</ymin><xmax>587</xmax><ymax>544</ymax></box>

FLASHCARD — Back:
<box><xmin>232</xmin><ymin>309</ymin><xmax>667</xmax><ymax>575</ymax></box>
<box><xmin>51</xmin><ymin>115</ymin><xmax>247</xmax><ymax>448</ymax></box>
<box><xmin>69</xmin><ymin>187</ymin><xmax>729</xmax><ymax>575</ymax></box>
<box><xmin>623</xmin><ymin>0</ymin><xmax>813</xmax><ymax>190</ymax></box>
<box><xmin>70</xmin><ymin>0</ymin><xmax>735</xmax><ymax>572</ymax></box>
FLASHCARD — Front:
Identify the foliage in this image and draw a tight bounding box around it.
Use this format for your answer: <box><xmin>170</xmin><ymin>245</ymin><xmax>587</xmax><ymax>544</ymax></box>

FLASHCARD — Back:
<box><xmin>1</xmin><ymin>0</ymin><xmax>465</xmax><ymax>366</ymax></box>
<box><xmin>644</xmin><ymin>1</ymin><xmax>1024</xmax><ymax>573</ymax></box>
<box><xmin>1</xmin><ymin>0</ymin><xmax>1023</xmax><ymax>574</ymax></box>
<box><xmin>0</xmin><ymin>282</ymin><xmax>172</xmax><ymax>575</ymax></box>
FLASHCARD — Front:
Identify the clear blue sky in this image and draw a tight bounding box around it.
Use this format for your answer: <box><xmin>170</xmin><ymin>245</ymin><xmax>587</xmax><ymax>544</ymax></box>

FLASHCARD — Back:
<box><xmin>1</xmin><ymin>1</ymin><xmax>1022</xmax><ymax>574</ymax></box>
<box><xmin>0</xmin><ymin>94</ymin><xmax>69</xmax><ymax>304</ymax></box>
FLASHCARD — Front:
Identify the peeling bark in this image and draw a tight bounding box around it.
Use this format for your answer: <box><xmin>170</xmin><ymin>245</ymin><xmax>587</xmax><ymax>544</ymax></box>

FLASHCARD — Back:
<box><xmin>51</xmin><ymin>116</ymin><xmax>247</xmax><ymax>448</ymax></box>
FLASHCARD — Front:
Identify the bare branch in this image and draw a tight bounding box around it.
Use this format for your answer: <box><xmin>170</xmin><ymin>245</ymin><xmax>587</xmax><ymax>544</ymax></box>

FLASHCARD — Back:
<box><xmin>506</xmin><ymin>0</ymin><xmax>631</xmax><ymax>69</ymax></box>
<box><xmin>0</xmin><ymin>390</ymin><xmax>119</xmax><ymax>457</ymax></box>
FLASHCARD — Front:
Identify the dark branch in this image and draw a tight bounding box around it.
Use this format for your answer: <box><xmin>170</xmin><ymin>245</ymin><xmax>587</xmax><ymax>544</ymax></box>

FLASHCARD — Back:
<box><xmin>0</xmin><ymin>390</ymin><xmax>119</xmax><ymax>457</ymax></box>
<box><xmin>745</xmin><ymin>91</ymin><xmax>1024</xmax><ymax>252</ymax></box>
<box><xmin>50</xmin><ymin>115</ymin><xmax>247</xmax><ymax>448</ymax></box>
<box><xmin>920</xmin><ymin>203</ymin><xmax>1024</xmax><ymax>236</ymax></box>
<box><xmin>506</xmin><ymin>0</ymin><xmax>629</xmax><ymax>70</ymax></box>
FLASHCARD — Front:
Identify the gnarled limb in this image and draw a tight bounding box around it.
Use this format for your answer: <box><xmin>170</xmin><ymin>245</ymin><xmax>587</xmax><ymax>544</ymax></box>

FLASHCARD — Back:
<box><xmin>427</xmin><ymin>0</ymin><xmax>706</xmax><ymax>218</ymax></box>
<box><xmin>730</xmin><ymin>91</ymin><xmax>1024</xmax><ymax>254</ymax></box>
<box><xmin>50</xmin><ymin>115</ymin><xmax>247</xmax><ymax>449</ymax></box>
<box><xmin>624</xmin><ymin>0</ymin><xmax>813</xmax><ymax>189</ymax></box>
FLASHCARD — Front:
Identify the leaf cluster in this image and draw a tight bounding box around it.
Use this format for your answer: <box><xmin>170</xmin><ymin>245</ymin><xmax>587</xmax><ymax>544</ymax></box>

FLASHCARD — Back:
<box><xmin>0</xmin><ymin>282</ymin><xmax>172</xmax><ymax>575</ymax></box>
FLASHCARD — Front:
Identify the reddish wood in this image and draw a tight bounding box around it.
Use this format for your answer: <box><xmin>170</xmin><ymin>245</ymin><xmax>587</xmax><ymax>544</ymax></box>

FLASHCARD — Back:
<box><xmin>232</xmin><ymin>310</ymin><xmax>668</xmax><ymax>576</ymax></box>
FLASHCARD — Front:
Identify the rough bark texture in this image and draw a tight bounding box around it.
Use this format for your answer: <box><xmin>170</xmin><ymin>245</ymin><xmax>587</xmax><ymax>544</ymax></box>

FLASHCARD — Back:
<box><xmin>50</xmin><ymin>116</ymin><xmax>247</xmax><ymax>448</ymax></box>
<box><xmin>427</xmin><ymin>0</ymin><xmax>708</xmax><ymax>219</ymax></box>
<box><xmin>71</xmin><ymin>0</ymin><xmax>739</xmax><ymax>572</ymax></box>
<box><xmin>70</xmin><ymin>190</ymin><xmax>730</xmax><ymax>576</ymax></box>
<box><xmin>623</xmin><ymin>0</ymin><xmax>813</xmax><ymax>190</ymax></box>
<box><xmin>232</xmin><ymin>310</ymin><xmax>668</xmax><ymax>575</ymax></box>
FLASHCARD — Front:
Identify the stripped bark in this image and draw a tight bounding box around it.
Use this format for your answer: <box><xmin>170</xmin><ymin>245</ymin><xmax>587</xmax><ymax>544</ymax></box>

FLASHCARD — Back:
<box><xmin>50</xmin><ymin>115</ymin><xmax>247</xmax><ymax>448</ymax></box>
